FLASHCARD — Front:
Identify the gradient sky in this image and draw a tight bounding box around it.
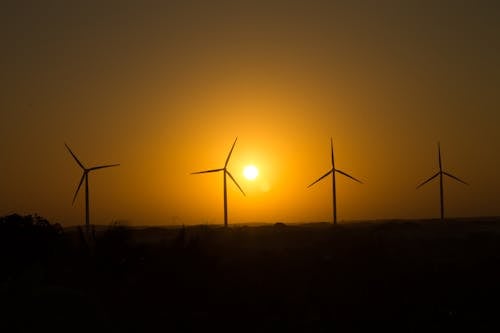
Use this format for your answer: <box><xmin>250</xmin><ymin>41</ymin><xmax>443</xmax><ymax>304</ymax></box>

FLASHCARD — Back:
<box><xmin>1</xmin><ymin>1</ymin><xmax>499</xmax><ymax>226</ymax></box>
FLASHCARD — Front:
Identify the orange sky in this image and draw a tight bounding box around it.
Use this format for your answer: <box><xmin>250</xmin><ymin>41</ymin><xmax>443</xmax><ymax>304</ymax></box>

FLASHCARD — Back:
<box><xmin>1</xmin><ymin>1</ymin><xmax>500</xmax><ymax>226</ymax></box>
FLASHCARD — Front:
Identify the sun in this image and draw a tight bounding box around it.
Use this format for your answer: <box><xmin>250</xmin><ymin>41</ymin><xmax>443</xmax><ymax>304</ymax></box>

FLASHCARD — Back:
<box><xmin>243</xmin><ymin>165</ymin><xmax>259</xmax><ymax>180</ymax></box>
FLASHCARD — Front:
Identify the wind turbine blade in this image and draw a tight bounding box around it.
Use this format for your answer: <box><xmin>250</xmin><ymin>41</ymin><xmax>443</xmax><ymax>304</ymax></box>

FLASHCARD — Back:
<box><xmin>224</xmin><ymin>137</ymin><xmax>238</xmax><ymax>168</ymax></box>
<box><xmin>307</xmin><ymin>169</ymin><xmax>333</xmax><ymax>188</ymax></box>
<box><xmin>191</xmin><ymin>168</ymin><xmax>224</xmax><ymax>174</ymax></box>
<box><xmin>72</xmin><ymin>173</ymin><xmax>86</xmax><ymax>204</ymax></box>
<box><xmin>89</xmin><ymin>164</ymin><xmax>120</xmax><ymax>171</ymax></box>
<box><xmin>65</xmin><ymin>143</ymin><xmax>85</xmax><ymax>169</ymax></box>
<box><xmin>226</xmin><ymin>171</ymin><xmax>246</xmax><ymax>196</ymax></box>
<box><xmin>443</xmin><ymin>171</ymin><xmax>469</xmax><ymax>185</ymax></box>
<box><xmin>330</xmin><ymin>138</ymin><xmax>334</xmax><ymax>167</ymax></box>
<box><xmin>438</xmin><ymin>142</ymin><xmax>442</xmax><ymax>171</ymax></box>
<box><xmin>416</xmin><ymin>172</ymin><xmax>440</xmax><ymax>189</ymax></box>
<box><xmin>335</xmin><ymin>169</ymin><xmax>363</xmax><ymax>184</ymax></box>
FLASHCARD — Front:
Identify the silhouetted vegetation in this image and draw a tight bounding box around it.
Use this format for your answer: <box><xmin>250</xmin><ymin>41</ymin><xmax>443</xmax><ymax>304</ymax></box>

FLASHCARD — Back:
<box><xmin>2</xmin><ymin>214</ymin><xmax>500</xmax><ymax>332</ymax></box>
<box><xmin>0</xmin><ymin>214</ymin><xmax>64</xmax><ymax>268</ymax></box>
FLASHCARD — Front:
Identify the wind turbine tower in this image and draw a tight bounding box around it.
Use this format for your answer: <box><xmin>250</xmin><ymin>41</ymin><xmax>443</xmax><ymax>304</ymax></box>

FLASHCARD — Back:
<box><xmin>308</xmin><ymin>138</ymin><xmax>363</xmax><ymax>224</ymax></box>
<box><xmin>191</xmin><ymin>137</ymin><xmax>245</xmax><ymax>228</ymax></box>
<box><xmin>65</xmin><ymin>143</ymin><xmax>120</xmax><ymax>234</ymax></box>
<box><xmin>416</xmin><ymin>142</ymin><xmax>468</xmax><ymax>220</ymax></box>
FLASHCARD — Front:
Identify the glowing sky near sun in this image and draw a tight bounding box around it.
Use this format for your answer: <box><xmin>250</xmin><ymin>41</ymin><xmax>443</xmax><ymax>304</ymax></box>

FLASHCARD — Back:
<box><xmin>243</xmin><ymin>165</ymin><xmax>259</xmax><ymax>181</ymax></box>
<box><xmin>1</xmin><ymin>1</ymin><xmax>500</xmax><ymax>226</ymax></box>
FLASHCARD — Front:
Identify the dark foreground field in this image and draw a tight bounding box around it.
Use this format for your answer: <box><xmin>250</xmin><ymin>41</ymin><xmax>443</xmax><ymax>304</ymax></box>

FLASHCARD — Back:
<box><xmin>2</xmin><ymin>215</ymin><xmax>500</xmax><ymax>332</ymax></box>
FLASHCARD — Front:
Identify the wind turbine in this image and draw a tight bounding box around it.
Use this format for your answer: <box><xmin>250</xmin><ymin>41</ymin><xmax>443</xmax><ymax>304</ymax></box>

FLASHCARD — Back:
<box><xmin>416</xmin><ymin>142</ymin><xmax>468</xmax><ymax>220</ymax></box>
<box><xmin>65</xmin><ymin>143</ymin><xmax>120</xmax><ymax>234</ymax></box>
<box><xmin>307</xmin><ymin>138</ymin><xmax>363</xmax><ymax>224</ymax></box>
<box><xmin>191</xmin><ymin>137</ymin><xmax>245</xmax><ymax>228</ymax></box>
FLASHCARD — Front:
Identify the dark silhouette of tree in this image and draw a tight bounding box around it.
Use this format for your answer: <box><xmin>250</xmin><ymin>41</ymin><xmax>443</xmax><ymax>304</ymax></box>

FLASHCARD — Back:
<box><xmin>0</xmin><ymin>214</ymin><xmax>64</xmax><ymax>268</ymax></box>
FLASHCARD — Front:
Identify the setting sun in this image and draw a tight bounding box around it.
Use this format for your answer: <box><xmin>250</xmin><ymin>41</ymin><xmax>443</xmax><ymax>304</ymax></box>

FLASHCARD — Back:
<box><xmin>243</xmin><ymin>165</ymin><xmax>259</xmax><ymax>180</ymax></box>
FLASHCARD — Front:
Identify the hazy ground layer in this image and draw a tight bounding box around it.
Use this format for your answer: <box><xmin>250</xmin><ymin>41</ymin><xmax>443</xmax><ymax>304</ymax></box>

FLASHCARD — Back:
<box><xmin>2</xmin><ymin>217</ymin><xmax>500</xmax><ymax>332</ymax></box>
